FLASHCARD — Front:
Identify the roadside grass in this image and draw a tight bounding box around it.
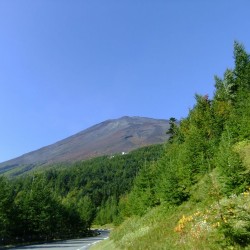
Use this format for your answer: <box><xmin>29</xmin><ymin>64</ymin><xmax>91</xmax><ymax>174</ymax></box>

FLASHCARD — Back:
<box><xmin>90</xmin><ymin>239</ymin><xmax>119</xmax><ymax>250</ymax></box>
<box><xmin>107</xmin><ymin>202</ymin><xmax>221</xmax><ymax>250</ymax></box>
<box><xmin>91</xmin><ymin>142</ymin><xmax>250</xmax><ymax>250</ymax></box>
<box><xmin>89</xmin><ymin>174</ymin><xmax>223</xmax><ymax>249</ymax></box>
<box><xmin>93</xmin><ymin>185</ymin><xmax>250</xmax><ymax>249</ymax></box>
<box><xmin>110</xmin><ymin>204</ymin><xmax>189</xmax><ymax>250</ymax></box>
<box><xmin>108</xmin><ymin>184</ymin><xmax>250</xmax><ymax>250</ymax></box>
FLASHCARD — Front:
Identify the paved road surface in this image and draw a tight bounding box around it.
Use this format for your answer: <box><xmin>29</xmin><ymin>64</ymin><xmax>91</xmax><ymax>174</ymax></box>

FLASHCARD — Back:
<box><xmin>11</xmin><ymin>230</ymin><xmax>109</xmax><ymax>250</ymax></box>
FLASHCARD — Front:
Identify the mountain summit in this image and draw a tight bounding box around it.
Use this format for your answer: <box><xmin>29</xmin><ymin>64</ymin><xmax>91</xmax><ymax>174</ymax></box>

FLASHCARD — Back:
<box><xmin>0</xmin><ymin>116</ymin><xmax>170</xmax><ymax>174</ymax></box>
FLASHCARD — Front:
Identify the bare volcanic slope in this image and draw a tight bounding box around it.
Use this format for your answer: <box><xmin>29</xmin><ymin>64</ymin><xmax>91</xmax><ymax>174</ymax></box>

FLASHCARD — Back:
<box><xmin>0</xmin><ymin>116</ymin><xmax>170</xmax><ymax>174</ymax></box>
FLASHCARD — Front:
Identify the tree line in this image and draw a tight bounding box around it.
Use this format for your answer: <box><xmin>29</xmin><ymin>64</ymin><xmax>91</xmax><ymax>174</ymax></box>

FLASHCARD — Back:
<box><xmin>0</xmin><ymin>144</ymin><xmax>163</xmax><ymax>245</ymax></box>
<box><xmin>112</xmin><ymin>42</ymin><xmax>250</xmax><ymax>248</ymax></box>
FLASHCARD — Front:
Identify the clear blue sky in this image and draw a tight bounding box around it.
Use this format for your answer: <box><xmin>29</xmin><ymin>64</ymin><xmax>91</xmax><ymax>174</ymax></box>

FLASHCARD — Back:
<box><xmin>0</xmin><ymin>1</ymin><xmax>250</xmax><ymax>162</ymax></box>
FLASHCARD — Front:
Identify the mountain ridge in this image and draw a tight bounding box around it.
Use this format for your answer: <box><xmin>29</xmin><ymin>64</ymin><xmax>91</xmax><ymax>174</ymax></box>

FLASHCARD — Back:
<box><xmin>0</xmin><ymin>116</ymin><xmax>170</xmax><ymax>174</ymax></box>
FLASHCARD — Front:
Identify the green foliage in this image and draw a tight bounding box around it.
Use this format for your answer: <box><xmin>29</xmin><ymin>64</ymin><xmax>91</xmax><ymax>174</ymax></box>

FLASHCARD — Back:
<box><xmin>0</xmin><ymin>144</ymin><xmax>163</xmax><ymax>245</ymax></box>
<box><xmin>166</xmin><ymin>117</ymin><xmax>181</xmax><ymax>143</ymax></box>
<box><xmin>105</xmin><ymin>187</ymin><xmax>250</xmax><ymax>250</ymax></box>
<box><xmin>234</xmin><ymin>41</ymin><xmax>250</xmax><ymax>91</ymax></box>
<box><xmin>78</xmin><ymin>196</ymin><xmax>95</xmax><ymax>229</ymax></box>
<box><xmin>13</xmin><ymin>175</ymin><xmax>86</xmax><ymax>241</ymax></box>
<box><xmin>227</xmin><ymin>92</ymin><xmax>250</xmax><ymax>141</ymax></box>
<box><xmin>215</xmin><ymin>130</ymin><xmax>249</xmax><ymax>194</ymax></box>
<box><xmin>105</xmin><ymin>42</ymin><xmax>250</xmax><ymax>250</ymax></box>
<box><xmin>122</xmin><ymin>161</ymin><xmax>159</xmax><ymax>217</ymax></box>
<box><xmin>154</xmin><ymin>94</ymin><xmax>217</xmax><ymax>206</ymax></box>
<box><xmin>95</xmin><ymin>196</ymin><xmax>118</xmax><ymax>225</ymax></box>
<box><xmin>156</xmin><ymin>143</ymin><xmax>192</xmax><ymax>205</ymax></box>
<box><xmin>218</xmin><ymin>190</ymin><xmax>250</xmax><ymax>247</ymax></box>
<box><xmin>173</xmin><ymin>187</ymin><xmax>250</xmax><ymax>249</ymax></box>
<box><xmin>0</xmin><ymin>177</ymin><xmax>15</xmax><ymax>239</ymax></box>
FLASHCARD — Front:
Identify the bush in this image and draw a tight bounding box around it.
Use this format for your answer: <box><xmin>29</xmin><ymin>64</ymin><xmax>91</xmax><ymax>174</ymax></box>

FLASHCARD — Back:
<box><xmin>174</xmin><ymin>187</ymin><xmax>250</xmax><ymax>249</ymax></box>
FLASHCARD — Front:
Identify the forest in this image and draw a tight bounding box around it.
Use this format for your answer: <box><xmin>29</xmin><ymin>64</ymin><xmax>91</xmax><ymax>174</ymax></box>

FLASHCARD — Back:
<box><xmin>1</xmin><ymin>42</ymin><xmax>250</xmax><ymax>249</ymax></box>
<box><xmin>0</xmin><ymin>144</ymin><xmax>163</xmax><ymax>245</ymax></box>
<box><xmin>101</xmin><ymin>42</ymin><xmax>250</xmax><ymax>250</ymax></box>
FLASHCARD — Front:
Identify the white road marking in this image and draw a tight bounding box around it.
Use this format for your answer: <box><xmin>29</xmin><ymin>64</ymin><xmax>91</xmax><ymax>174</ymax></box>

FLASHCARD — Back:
<box><xmin>76</xmin><ymin>238</ymin><xmax>108</xmax><ymax>250</ymax></box>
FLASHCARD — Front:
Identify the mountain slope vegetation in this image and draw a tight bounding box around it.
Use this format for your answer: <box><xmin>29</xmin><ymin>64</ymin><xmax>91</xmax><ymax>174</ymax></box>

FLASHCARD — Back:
<box><xmin>93</xmin><ymin>42</ymin><xmax>250</xmax><ymax>250</ymax></box>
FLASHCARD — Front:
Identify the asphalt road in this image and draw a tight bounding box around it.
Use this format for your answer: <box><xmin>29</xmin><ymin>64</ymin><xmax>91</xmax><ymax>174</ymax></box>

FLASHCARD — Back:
<box><xmin>11</xmin><ymin>230</ymin><xmax>109</xmax><ymax>250</ymax></box>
